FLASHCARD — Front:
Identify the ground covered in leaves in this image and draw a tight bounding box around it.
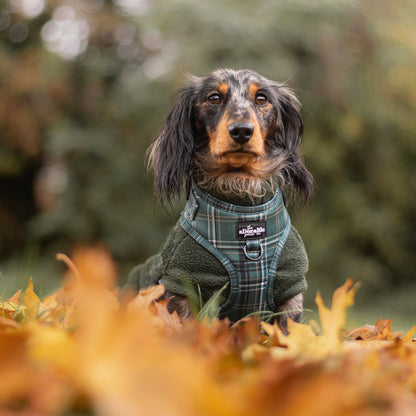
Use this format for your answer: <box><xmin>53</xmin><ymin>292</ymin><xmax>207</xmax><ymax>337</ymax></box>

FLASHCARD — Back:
<box><xmin>1</xmin><ymin>247</ymin><xmax>415</xmax><ymax>415</ymax></box>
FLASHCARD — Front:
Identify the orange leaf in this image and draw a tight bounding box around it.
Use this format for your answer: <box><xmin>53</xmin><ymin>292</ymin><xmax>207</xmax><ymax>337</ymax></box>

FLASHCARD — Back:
<box><xmin>263</xmin><ymin>280</ymin><xmax>358</xmax><ymax>358</ymax></box>
<box><xmin>153</xmin><ymin>300</ymin><xmax>182</xmax><ymax>333</ymax></box>
<box><xmin>21</xmin><ymin>278</ymin><xmax>41</xmax><ymax>321</ymax></box>
<box><xmin>346</xmin><ymin>319</ymin><xmax>404</xmax><ymax>342</ymax></box>
<box><xmin>6</xmin><ymin>288</ymin><xmax>22</xmax><ymax>304</ymax></box>
<box><xmin>315</xmin><ymin>278</ymin><xmax>357</xmax><ymax>352</ymax></box>
<box><xmin>127</xmin><ymin>284</ymin><xmax>166</xmax><ymax>311</ymax></box>
<box><xmin>402</xmin><ymin>326</ymin><xmax>416</xmax><ymax>343</ymax></box>
<box><xmin>0</xmin><ymin>316</ymin><xmax>21</xmax><ymax>329</ymax></box>
<box><xmin>0</xmin><ymin>302</ymin><xmax>26</xmax><ymax>320</ymax></box>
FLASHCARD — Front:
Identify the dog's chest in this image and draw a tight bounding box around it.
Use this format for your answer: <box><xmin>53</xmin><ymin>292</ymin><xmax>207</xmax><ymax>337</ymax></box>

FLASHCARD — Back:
<box><xmin>179</xmin><ymin>181</ymin><xmax>291</xmax><ymax>322</ymax></box>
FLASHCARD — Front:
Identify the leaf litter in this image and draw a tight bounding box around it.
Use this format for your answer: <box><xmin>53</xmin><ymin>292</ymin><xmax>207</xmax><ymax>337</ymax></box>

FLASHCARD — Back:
<box><xmin>0</xmin><ymin>246</ymin><xmax>415</xmax><ymax>415</ymax></box>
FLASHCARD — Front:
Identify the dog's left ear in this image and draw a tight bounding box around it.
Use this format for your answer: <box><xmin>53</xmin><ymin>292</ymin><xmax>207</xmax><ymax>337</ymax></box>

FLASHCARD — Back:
<box><xmin>273</xmin><ymin>85</ymin><xmax>314</xmax><ymax>204</ymax></box>
<box><xmin>147</xmin><ymin>83</ymin><xmax>198</xmax><ymax>205</ymax></box>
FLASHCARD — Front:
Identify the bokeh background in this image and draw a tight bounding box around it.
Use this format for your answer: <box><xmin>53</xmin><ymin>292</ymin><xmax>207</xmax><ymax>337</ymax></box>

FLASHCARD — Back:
<box><xmin>1</xmin><ymin>0</ymin><xmax>415</xmax><ymax>328</ymax></box>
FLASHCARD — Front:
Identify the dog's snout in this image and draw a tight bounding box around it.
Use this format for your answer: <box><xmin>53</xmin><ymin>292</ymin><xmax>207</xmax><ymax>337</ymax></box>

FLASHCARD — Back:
<box><xmin>228</xmin><ymin>121</ymin><xmax>254</xmax><ymax>144</ymax></box>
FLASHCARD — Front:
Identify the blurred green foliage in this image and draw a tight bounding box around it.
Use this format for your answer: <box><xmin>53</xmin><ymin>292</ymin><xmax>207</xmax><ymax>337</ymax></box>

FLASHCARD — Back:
<box><xmin>0</xmin><ymin>0</ymin><xmax>415</xmax><ymax>305</ymax></box>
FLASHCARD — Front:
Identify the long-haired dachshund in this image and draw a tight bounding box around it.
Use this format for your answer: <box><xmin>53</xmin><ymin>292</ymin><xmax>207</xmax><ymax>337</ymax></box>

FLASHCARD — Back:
<box><xmin>124</xmin><ymin>69</ymin><xmax>314</xmax><ymax>329</ymax></box>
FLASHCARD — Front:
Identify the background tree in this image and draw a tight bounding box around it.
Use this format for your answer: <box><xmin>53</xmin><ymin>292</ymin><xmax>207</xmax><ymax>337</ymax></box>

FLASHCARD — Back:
<box><xmin>1</xmin><ymin>0</ymin><xmax>415</xmax><ymax>321</ymax></box>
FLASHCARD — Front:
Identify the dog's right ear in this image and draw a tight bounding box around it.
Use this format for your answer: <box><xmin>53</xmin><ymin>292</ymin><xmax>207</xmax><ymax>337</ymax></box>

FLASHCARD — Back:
<box><xmin>147</xmin><ymin>83</ymin><xmax>198</xmax><ymax>205</ymax></box>
<box><xmin>272</xmin><ymin>84</ymin><xmax>314</xmax><ymax>205</ymax></box>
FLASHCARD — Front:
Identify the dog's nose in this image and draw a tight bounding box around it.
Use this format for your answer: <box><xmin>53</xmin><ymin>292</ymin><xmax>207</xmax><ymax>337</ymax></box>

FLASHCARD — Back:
<box><xmin>228</xmin><ymin>121</ymin><xmax>254</xmax><ymax>144</ymax></box>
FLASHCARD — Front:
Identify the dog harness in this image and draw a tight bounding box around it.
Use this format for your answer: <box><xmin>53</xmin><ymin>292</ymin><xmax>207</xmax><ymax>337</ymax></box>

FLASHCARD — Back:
<box><xmin>180</xmin><ymin>179</ymin><xmax>291</xmax><ymax>322</ymax></box>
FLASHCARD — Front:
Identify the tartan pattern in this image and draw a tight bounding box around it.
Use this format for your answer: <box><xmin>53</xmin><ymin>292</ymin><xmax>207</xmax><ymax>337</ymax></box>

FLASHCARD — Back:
<box><xmin>180</xmin><ymin>179</ymin><xmax>291</xmax><ymax>323</ymax></box>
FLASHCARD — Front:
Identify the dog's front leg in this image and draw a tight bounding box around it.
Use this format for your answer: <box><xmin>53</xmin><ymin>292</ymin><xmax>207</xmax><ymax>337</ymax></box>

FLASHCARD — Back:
<box><xmin>166</xmin><ymin>293</ymin><xmax>193</xmax><ymax>321</ymax></box>
<box><xmin>275</xmin><ymin>293</ymin><xmax>303</xmax><ymax>333</ymax></box>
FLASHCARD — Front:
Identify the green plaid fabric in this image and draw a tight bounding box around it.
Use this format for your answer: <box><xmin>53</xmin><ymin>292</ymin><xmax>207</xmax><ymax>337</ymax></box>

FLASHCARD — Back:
<box><xmin>180</xmin><ymin>179</ymin><xmax>291</xmax><ymax>323</ymax></box>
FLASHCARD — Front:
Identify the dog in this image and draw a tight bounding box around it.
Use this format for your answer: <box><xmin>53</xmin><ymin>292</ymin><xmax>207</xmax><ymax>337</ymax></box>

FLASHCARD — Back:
<box><xmin>124</xmin><ymin>69</ymin><xmax>314</xmax><ymax>329</ymax></box>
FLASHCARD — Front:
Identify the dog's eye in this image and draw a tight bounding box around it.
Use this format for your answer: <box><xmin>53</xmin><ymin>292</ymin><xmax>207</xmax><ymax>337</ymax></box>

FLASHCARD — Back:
<box><xmin>207</xmin><ymin>93</ymin><xmax>222</xmax><ymax>105</ymax></box>
<box><xmin>255</xmin><ymin>92</ymin><xmax>268</xmax><ymax>106</ymax></box>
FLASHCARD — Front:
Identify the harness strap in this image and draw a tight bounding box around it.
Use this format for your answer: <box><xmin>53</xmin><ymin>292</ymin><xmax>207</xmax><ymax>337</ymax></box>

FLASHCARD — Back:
<box><xmin>180</xmin><ymin>179</ymin><xmax>291</xmax><ymax>322</ymax></box>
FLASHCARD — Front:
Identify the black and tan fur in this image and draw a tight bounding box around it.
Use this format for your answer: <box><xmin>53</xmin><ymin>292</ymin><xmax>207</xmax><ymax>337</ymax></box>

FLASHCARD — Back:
<box><xmin>149</xmin><ymin>69</ymin><xmax>313</xmax><ymax>204</ymax></box>
<box><xmin>143</xmin><ymin>69</ymin><xmax>313</xmax><ymax>326</ymax></box>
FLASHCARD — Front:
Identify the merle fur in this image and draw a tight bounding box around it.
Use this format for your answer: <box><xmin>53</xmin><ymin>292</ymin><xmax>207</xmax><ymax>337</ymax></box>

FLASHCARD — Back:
<box><xmin>148</xmin><ymin>69</ymin><xmax>314</xmax><ymax>205</ymax></box>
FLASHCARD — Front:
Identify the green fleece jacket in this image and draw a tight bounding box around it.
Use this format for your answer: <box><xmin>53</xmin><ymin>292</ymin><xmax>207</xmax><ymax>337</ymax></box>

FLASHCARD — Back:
<box><xmin>125</xmin><ymin>184</ymin><xmax>309</xmax><ymax>311</ymax></box>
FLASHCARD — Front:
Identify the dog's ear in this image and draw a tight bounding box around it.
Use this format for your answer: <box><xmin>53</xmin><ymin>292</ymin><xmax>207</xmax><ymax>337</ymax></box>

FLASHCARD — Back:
<box><xmin>273</xmin><ymin>85</ymin><xmax>314</xmax><ymax>204</ymax></box>
<box><xmin>147</xmin><ymin>83</ymin><xmax>197</xmax><ymax>204</ymax></box>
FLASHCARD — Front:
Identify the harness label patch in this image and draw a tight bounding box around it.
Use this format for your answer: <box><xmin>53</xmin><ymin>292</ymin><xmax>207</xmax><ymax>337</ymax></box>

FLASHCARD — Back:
<box><xmin>236</xmin><ymin>221</ymin><xmax>267</xmax><ymax>240</ymax></box>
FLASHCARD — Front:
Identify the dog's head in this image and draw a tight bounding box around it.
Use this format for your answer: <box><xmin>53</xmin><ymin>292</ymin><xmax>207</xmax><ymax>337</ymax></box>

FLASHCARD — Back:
<box><xmin>148</xmin><ymin>69</ymin><xmax>313</xmax><ymax>204</ymax></box>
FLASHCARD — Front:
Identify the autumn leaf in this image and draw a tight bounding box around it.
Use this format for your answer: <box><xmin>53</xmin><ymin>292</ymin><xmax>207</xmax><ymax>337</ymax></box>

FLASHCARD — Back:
<box><xmin>22</xmin><ymin>278</ymin><xmax>42</xmax><ymax>321</ymax></box>
<box><xmin>0</xmin><ymin>330</ymin><xmax>32</xmax><ymax>405</ymax></box>
<box><xmin>0</xmin><ymin>278</ymin><xmax>44</xmax><ymax>322</ymax></box>
<box><xmin>1</xmin><ymin>249</ymin><xmax>416</xmax><ymax>416</ymax></box>
<box><xmin>0</xmin><ymin>281</ymin><xmax>40</xmax><ymax>322</ymax></box>
<box><xmin>345</xmin><ymin>318</ymin><xmax>403</xmax><ymax>341</ymax></box>
<box><xmin>402</xmin><ymin>326</ymin><xmax>416</xmax><ymax>343</ymax></box>
<box><xmin>315</xmin><ymin>277</ymin><xmax>357</xmax><ymax>351</ymax></box>
<box><xmin>261</xmin><ymin>279</ymin><xmax>358</xmax><ymax>360</ymax></box>
<box><xmin>0</xmin><ymin>301</ymin><xmax>26</xmax><ymax>321</ymax></box>
<box><xmin>0</xmin><ymin>316</ymin><xmax>20</xmax><ymax>329</ymax></box>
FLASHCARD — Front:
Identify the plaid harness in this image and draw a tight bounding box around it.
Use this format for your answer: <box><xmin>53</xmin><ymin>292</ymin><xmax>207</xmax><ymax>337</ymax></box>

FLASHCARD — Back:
<box><xmin>180</xmin><ymin>180</ymin><xmax>291</xmax><ymax>322</ymax></box>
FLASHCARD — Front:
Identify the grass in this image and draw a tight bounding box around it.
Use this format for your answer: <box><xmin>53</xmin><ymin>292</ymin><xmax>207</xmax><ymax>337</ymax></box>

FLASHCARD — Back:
<box><xmin>1</xmin><ymin>250</ymin><xmax>414</xmax><ymax>333</ymax></box>
<box><xmin>349</xmin><ymin>284</ymin><xmax>416</xmax><ymax>332</ymax></box>
<box><xmin>0</xmin><ymin>249</ymin><xmax>62</xmax><ymax>300</ymax></box>
<box><xmin>304</xmin><ymin>280</ymin><xmax>416</xmax><ymax>333</ymax></box>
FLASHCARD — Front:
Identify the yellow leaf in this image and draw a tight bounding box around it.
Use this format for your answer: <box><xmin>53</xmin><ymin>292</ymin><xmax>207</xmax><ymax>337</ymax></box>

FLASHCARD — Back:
<box><xmin>3</xmin><ymin>250</ymin><xmax>416</xmax><ymax>416</ymax></box>
<box><xmin>22</xmin><ymin>278</ymin><xmax>41</xmax><ymax>320</ymax></box>
<box><xmin>37</xmin><ymin>288</ymin><xmax>76</xmax><ymax>327</ymax></box>
<box><xmin>27</xmin><ymin>322</ymin><xmax>75</xmax><ymax>372</ymax></box>
<box><xmin>1</xmin><ymin>289</ymin><xmax>25</xmax><ymax>321</ymax></box>
<box><xmin>315</xmin><ymin>278</ymin><xmax>357</xmax><ymax>352</ymax></box>
<box><xmin>262</xmin><ymin>280</ymin><xmax>357</xmax><ymax>359</ymax></box>
<box><xmin>0</xmin><ymin>302</ymin><xmax>26</xmax><ymax>320</ymax></box>
<box><xmin>264</xmin><ymin>319</ymin><xmax>330</xmax><ymax>361</ymax></box>
<box><xmin>402</xmin><ymin>326</ymin><xmax>415</xmax><ymax>343</ymax></box>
